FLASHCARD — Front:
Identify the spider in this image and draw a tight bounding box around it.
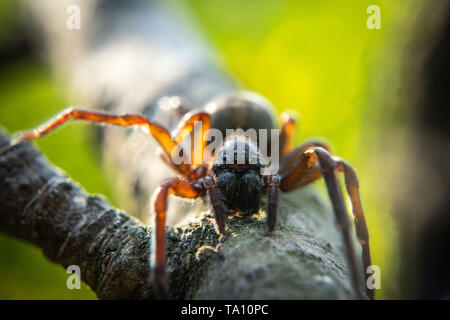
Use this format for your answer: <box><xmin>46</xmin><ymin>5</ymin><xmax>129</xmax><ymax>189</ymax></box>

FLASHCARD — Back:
<box><xmin>13</xmin><ymin>91</ymin><xmax>372</xmax><ymax>300</ymax></box>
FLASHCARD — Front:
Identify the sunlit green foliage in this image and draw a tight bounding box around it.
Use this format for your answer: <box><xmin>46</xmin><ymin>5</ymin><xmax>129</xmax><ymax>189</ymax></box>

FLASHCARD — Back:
<box><xmin>0</xmin><ymin>61</ymin><xmax>103</xmax><ymax>298</ymax></box>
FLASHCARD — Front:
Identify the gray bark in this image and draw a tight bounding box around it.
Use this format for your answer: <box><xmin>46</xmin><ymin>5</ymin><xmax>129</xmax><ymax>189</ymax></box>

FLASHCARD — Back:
<box><xmin>0</xmin><ymin>0</ymin><xmax>364</xmax><ymax>299</ymax></box>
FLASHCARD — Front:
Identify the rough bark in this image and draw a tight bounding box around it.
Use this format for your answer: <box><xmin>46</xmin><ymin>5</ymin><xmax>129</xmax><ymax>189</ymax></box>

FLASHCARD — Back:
<box><xmin>0</xmin><ymin>0</ymin><xmax>364</xmax><ymax>299</ymax></box>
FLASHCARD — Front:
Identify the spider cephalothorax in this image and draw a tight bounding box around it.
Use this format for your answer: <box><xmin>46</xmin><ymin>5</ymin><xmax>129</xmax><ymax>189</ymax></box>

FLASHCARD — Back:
<box><xmin>212</xmin><ymin>139</ymin><xmax>264</xmax><ymax>217</ymax></box>
<box><xmin>14</xmin><ymin>91</ymin><xmax>373</xmax><ymax>300</ymax></box>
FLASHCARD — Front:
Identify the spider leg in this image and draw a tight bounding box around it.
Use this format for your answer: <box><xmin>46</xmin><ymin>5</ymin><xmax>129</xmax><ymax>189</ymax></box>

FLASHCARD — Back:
<box><xmin>336</xmin><ymin>159</ymin><xmax>373</xmax><ymax>300</ymax></box>
<box><xmin>279</xmin><ymin>141</ymin><xmax>330</xmax><ymax>189</ymax></box>
<box><xmin>13</xmin><ymin>107</ymin><xmax>211</xmax><ymax>177</ymax></box>
<box><xmin>266</xmin><ymin>175</ymin><xmax>280</xmax><ymax>232</ymax></box>
<box><xmin>151</xmin><ymin>177</ymin><xmax>203</xmax><ymax>299</ymax></box>
<box><xmin>279</xmin><ymin>113</ymin><xmax>296</xmax><ymax>157</ymax></box>
<box><xmin>279</xmin><ymin>146</ymin><xmax>368</xmax><ymax>299</ymax></box>
<box><xmin>203</xmin><ymin>176</ymin><xmax>227</xmax><ymax>234</ymax></box>
<box><xmin>152</xmin><ymin>111</ymin><xmax>210</xmax><ymax>178</ymax></box>
<box><xmin>313</xmin><ymin>148</ymin><xmax>365</xmax><ymax>299</ymax></box>
<box><xmin>172</xmin><ymin>111</ymin><xmax>211</xmax><ymax>166</ymax></box>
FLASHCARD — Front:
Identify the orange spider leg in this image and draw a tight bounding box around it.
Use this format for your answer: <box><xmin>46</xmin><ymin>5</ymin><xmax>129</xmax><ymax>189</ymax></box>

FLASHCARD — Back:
<box><xmin>13</xmin><ymin>107</ymin><xmax>196</xmax><ymax>175</ymax></box>
<box><xmin>278</xmin><ymin>141</ymin><xmax>331</xmax><ymax>187</ymax></box>
<box><xmin>279</xmin><ymin>113</ymin><xmax>296</xmax><ymax>157</ymax></box>
<box><xmin>151</xmin><ymin>178</ymin><xmax>203</xmax><ymax>298</ymax></box>
<box><xmin>172</xmin><ymin>111</ymin><xmax>211</xmax><ymax>166</ymax></box>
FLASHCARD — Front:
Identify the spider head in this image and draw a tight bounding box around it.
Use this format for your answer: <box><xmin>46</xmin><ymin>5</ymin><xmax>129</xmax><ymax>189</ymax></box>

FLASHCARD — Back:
<box><xmin>211</xmin><ymin>138</ymin><xmax>264</xmax><ymax>215</ymax></box>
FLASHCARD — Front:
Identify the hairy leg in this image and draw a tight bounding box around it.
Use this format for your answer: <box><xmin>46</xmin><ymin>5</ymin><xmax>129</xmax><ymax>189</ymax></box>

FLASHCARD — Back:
<box><xmin>266</xmin><ymin>175</ymin><xmax>280</xmax><ymax>232</ymax></box>
<box><xmin>172</xmin><ymin>111</ymin><xmax>211</xmax><ymax>167</ymax></box>
<box><xmin>279</xmin><ymin>141</ymin><xmax>330</xmax><ymax>189</ymax></box>
<box><xmin>336</xmin><ymin>159</ymin><xmax>373</xmax><ymax>299</ymax></box>
<box><xmin>203</xmin><ymin>176</ymin><xmax>227</xmax><ymax>234</ymax></box>
<box><xmin>279</xmin><ymin>113</ymin><xmax>296</xmax><ymax>157</ymax></box>
<box><xmin>280</xmin><ymin>146</ymin><xmax>370</xmax><ymax>299</ymax></box>
<box><xmin>313</xmin><ymin>148</ymin><xmax>365</xmax><ymax>299</ymax></box>
<box><xmin>14</xmin><ymin>107</ymin><xmax>212</xmax><ymax>177</ymax></box>
<box><xmin>151</xmin><ymin>178</ymin><xmax>203</xmax><ymax>299</ymax></box>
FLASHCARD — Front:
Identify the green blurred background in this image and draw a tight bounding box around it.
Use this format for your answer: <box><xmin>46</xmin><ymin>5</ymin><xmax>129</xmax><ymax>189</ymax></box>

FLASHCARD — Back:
<box><xmin>0</xmin><ymin>0</ymin><xmax>439</xmax><ymax>299</ymax></box>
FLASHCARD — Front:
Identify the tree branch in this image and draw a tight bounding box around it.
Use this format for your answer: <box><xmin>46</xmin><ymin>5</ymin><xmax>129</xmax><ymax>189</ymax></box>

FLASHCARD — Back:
<box><xmin>0</xmin><ymin>129</ymin><xmax>357</xmax><ymax>299</ymax></box>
